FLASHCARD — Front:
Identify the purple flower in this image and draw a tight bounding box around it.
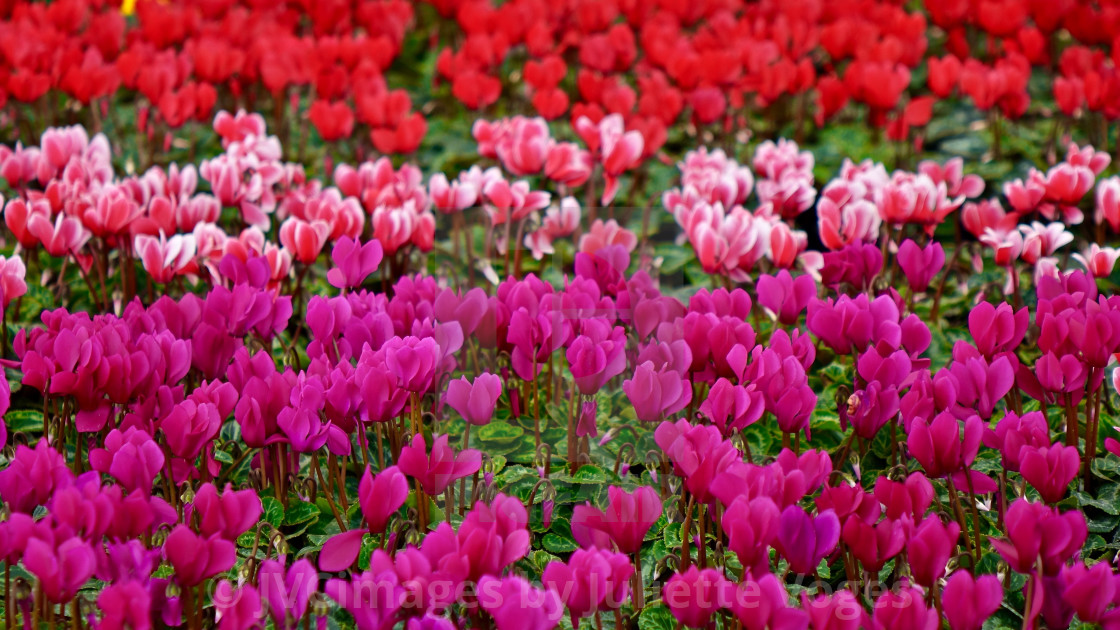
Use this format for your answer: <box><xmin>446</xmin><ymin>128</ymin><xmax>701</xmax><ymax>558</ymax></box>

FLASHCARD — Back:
<box><xmin>775</xmin><ymin>505</ymin><xmax>840</xmax><ymax>575</ymax></box>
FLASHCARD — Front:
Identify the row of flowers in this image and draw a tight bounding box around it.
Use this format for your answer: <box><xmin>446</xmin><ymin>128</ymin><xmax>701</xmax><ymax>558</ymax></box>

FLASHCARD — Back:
<box><xmin>4</xmin><ymin>0</ymin><xmax>1120</xmax><ymax>158</ymax></box>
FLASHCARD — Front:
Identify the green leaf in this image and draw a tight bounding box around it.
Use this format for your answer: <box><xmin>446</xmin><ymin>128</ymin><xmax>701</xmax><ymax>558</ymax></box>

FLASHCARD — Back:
<box><xmin>542</xmin><ymin>532</ymin><xmax>579</xmax><ymax>554</ymax></box>
<box><xmin>570</xmin><ymin>465</ymin><xmax>610</xmax><ymax>485</ymax></box>
<box><xmin>261</xmin><ymin>496</ymin><xmax>284</xmax><ymax>526</ymax></box>
<box><xmin>4</xmin><ymin>409</ymin><xmax>43</xmax><ymax>434</ymax></box>
<box><xmin>637</xmin><ymin>604</ymin><xmax>675</xmax><ymax>630</ymax></box>
<box><xmin>284</xmin><ymin>501</ymin><xmax>320</xmax><ymax>526</ymax></box>
<box><xmin>477</xmin><ymin>422</ymin><xmax>525</xmax><ymax>444</ymax></box>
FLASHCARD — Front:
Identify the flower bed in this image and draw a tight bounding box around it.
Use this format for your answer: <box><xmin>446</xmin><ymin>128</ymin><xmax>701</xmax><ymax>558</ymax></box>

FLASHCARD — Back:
<box><xmin>3</xmin><ymin>1</ymin><xmax>1120</xmax><ymax>629</ymax></box>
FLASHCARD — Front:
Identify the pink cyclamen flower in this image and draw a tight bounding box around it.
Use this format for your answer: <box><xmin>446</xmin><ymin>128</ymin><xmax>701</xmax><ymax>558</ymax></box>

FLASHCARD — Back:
<box><xmin>134</xmin><ymin>232</ymin><xmax>197</xmax><ymax>283</ymax></box>
<box><xmin>213</xmin><ymin>581</ymin><xmax>263</xmax><ymax>630</ymax></box>
<box><xmin>87</xmin><ymin>427</ymin><xmax>165</xmax><ymax>494</ymax></box>
<box><xmin>1018</xmin><ymin>444</ymin><xmax>1080</xmax><ymax>504</ymax></box>
<box><xmin>0</xmin><ymin>439</ymin><xmax>72</xmax><ymax>513</ymax></box>
<box><xmin>622</xmin><ymin>361</ymin><xmax>692</xmax><ymax>423</ymax></box>
<box><xmin>801</xmin><ymin>590</ymin><xmax>866</xmax><ymax>630</ymax></box>
<box><xmin>163</xmin><ymin>525</ymin><xmax>237</xmax><ymax>586</ymax></box>
<box><xmin>757</xmin><ymin>270</ymin><xmax>816</xmax><ymax>325</ymax></box>
<box><xmin>193</xmin><ymin>482</ymin><xmax>263</xmax><ymax>541</ymax></box>
<box><xmin>24</xmin><ymin>536</ymin><xmax>97</xmax><ymax>603</ymax></box>
<box><xmin>279</xmin><ymin>217</ymin><xmax>330</xmax><ymax>264</ymax></box>
<box><xmin>28</xmin><ymin>212</ymin><xmax>90</xmax><ymax>257</ymax></box>
<box><xmin>907</xmin><ymin>411</ymin><xmax>982</xmax><ymax>478</ymax></box>
<box><xmin>477</xmin><ymin>575</ymin><xmax>564</xmax><ymax>630</ymax></box>
<box><xmin>570</xmin><ymin>485</ymin><xmax>662</xmax><ymax>554</ymax></box>
<box><xmin>258</xmin><ymin>558</ymin><xmax>318</xmax><ymax>629</ymax></box>
<box><xmin>444</xmin><ymin>372</ymin><xmax>502</xmax><ymax>426</ymax></box>
<box><xmin>1062</xmin><ymin>561</ymin><xmax>1118</xmax><ymax>624</ymax></box>
<box><xmin>327</xmin><ymin>236</ymin><xmax>383</xmax><ymax>289</ymax></box>
<box><xmin>397</xmin><ymin>433</ymin><xmax>481</xmax><ymax>496</ymax></box>
<box><xmin>663</xmin><ymin>566</ymin><xmax>733</xmax><ymax>628</ymax></box>
<box><xmin>730</xmin><ymin>573</ymin><xmax>807</xmax><ymax>630</ymax></box>
<box><xmin>990</xmin><ymin>499</ymin><xmax>1087</xmax><ymax>575</ymax></box>
<box><xmin>871</xmin><ymin>580</ymin><xmax>939</xmax><ymax>630</ymax></box>
<box><xmin>319</xmin><ymin>465</ymin><xmax>410</xmax><ymax>572</ymax></box>
<box><xmin>542</xmin><ymin>548</ymin><xmax>633</xmax><ymax>625</ymax></box>
<box><xmin>97</xmin><ymin>581</ymin><xmax>153</xmax><ymax>630</ymax></box>
<box><xmin>896</xmin><ymin>239</ymin><xmax>945</xmax><ymax>292</ymax></box>
<box><xmin>906</xmin><ymin>517</ymin><xmax>960</xmax><ymax>587</ymax></box>
<box><xmin>942</xmin><ymin>571</ymin><xmax>1003</xmax><ymax>630</ymax></box>
<box><xmin>325</xmin><ymin>569</ymin><xmax>405</xmax><ymax>630</ymax></box>
<box><xmin>1073</xmin><ymin>244</ymin><xmax>1120</xmax><ymax>278</ymax></box>
<box><xmin>722</xmin><ymin>495</ymin><xmax>780</xmax><ymax>576</ymax></box>
<box><xmin>0</xmin><ymin>254</ymin><xmax>27</xmax><ymax>307</ymax></box>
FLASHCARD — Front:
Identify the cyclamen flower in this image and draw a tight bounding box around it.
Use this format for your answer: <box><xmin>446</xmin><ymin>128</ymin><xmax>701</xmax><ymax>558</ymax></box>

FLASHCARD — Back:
<box><xmin>542</xmin><ymin>548</ymin><xmax>633</xmax><ymax>625</ymax></box>
<box><xmin>477</xmin><ymin>575</ymin><xmax>563</xmax><ymax>630</ymax></box>
<box><xmin>444</xmin><ymin>372</ymin><xmax>502</xmax><ymax>426</ymax></box>
<box><xmin>327</xmin><ymin>236</ymin><xmax>383</xmax><ymax>289</ymax></box>
<box><xmin>397</xmin><ymin>434</ymin><xmax>481</xmax><ymax>496</ymax></box>
<box><xmin>663</xmin><ymin>567</ymin><xmax>733</xmax><ymax>628</ymax></box>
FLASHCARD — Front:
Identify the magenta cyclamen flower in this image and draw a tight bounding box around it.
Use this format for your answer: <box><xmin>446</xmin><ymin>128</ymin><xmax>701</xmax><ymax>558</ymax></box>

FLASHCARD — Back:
<box><xmin>841</xmin><ymin>516</ymin><xmax>906</xmax><ymax>573</ymax></box>
<box><xmin>775</xmin><ymin>505</ymin><xmax>841</xmax><ymax>575</ymax></box>
<box><xmin>655</xmin><ymin>419</ymin><xmax>741</xmax><ymax>504</ymax></box>
<box><xmin>942</xmin><ymin>571</ymin><xmax>1003</xmax><ymax>630</ymax></box>
<box><xmin>325</xmin><ymin>569</ymin><xmax>405</xmax><ymax>630</ymax></box>
<box><xmin>872</xmin><ymin>580</ymin><xmax>939</xmax><ymax>630</ymax></box>
<box><xmin>327</xmin><ymin>236</ymin><xmax>383</xmax><ymax>289</ymax></box>
<box><xmin>398</xmin><ymin>434</ymin><xmax>481</xmax><ymax>496</ymax></box>
<box><xmin>193</xmin><ymin>482</ymin><xmax>263</xmax><ymax>540</ymax></box>
<box><xmin>258</xmin><ymin>558</ymin><xmax>318</xmax><ymax>629</ymax></box>
<box><xmin>320</xmin><ymin>465</ymin><xmax>412</xmax><ymax>572</ymax></box>
<box><xmin>906</xmin><ymin>517</ymin><xmax>960</xmax><ymax>587</ymax></box>
<box><xmin>907</xmin><ymin>411</ymin><xmax>982</xmax><ymax>478</ymax></box>
<box><xmin>23</xmin><ymin>535</ymin><xmax>97</xmax><ymax>603</ymax></box>
<box><xmin>1062</xmin><ymin>561</ymin><xmax>1118</xmax><ymax>624</ymax></box>
<box><xmin>542</xmin><ymin>548</ymin><xmax>633</xmax><ymax>625</ymax></box>
<box><xmin>801</xmin><ymin>591</ymin><xmax>866</xmax><ymax>630</ymax></box>
<box><xmin>896</xmin><ymin>239</ymin><xmax>945</xmax><ymax>292</ymax></box>
<box><xmin>969</xmin><ymin>301</ymin><xmax>1029</xmax><ymax>357</ymax></box>
<box><xmin>874</xmin><ymin>472</ymin><xmax>934</xmax><ymax>521</ymax></box>
<box><xmin>445</xmin><ymin>372</ymin><xmax>502</xmax><ymax>425</ymax></box>
<box><xmin>991</xmin><ymin>499</ymin><xmax>1087</xmax><ymax>575</ymax></box>
<box><xmin>982</xmin><ymin>411</ymin><xmax>1050</xmax><ymax>472</ymax></box>
<box><xmin>477</xmin><ymin>575</ymin><xmax>564</xmax><ymax>630</ymax></box>
<box><xmin>663</xmin><ymin>566</ymin><xmax>733</xmax><ymax>629</ymax></box>
<box><xmin>0</xmin><ymin>439</ymin><xmax>72</xmax><ymax>513</ymax></box>
<box><xmin>214</xmin><ymin>581</ymin><xmax>263</xmax><ymax>630</ymax></box>
<box><xmin>163</xmin><ymin>525</ymin><xmax>237</xmax><ymax>586</ymax></box>
<box><xmin>623</xmin><ymin>361</ymin><xmax>692</xmax><ymax>422</ymax></box>
<box><xmin>699</xmin><ymin>378</ymin><xmax>764</xmax><ymax>435</ymax></box>
<box><xmin>1018</xmin><ymin>444</ymin><xmax>1080</xmax><ymax>504</ymax></box>
<box><xmin>757</xmin><ymin>269</ymin><xmax>817</xmax><ymax>325</ymax></box>
<box><xmin>88</xmin><ymin>427</ymin><xmax>165</xmax><ymax>494</ymax></box>
<box><xmin>721</xmin><ymin>496</ymin><xmax>780</xmax><ymax>576</ymax></box>
<box><xmin>567</xmin><ymin>323</ymin><xmax>628</xmax><ymax>394</ymax></box>
<box><xmin>382</xmin><ymin>336</ymin><xmax>441</xmax><ymax>393</ymax></box>
<box><xmin>570</xmin><ymin>485</ymin><xmax>662</xmax><ymax>554</ymax></box>
<box><xmin>730</xmin><ymin>573</ymin><xmax>806</xmax><ymax>630</ymax></box>
<box><xmin>97</xmin><ymin>581</ymin><xmax>153</xmax><ymax>630</ymax></box>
